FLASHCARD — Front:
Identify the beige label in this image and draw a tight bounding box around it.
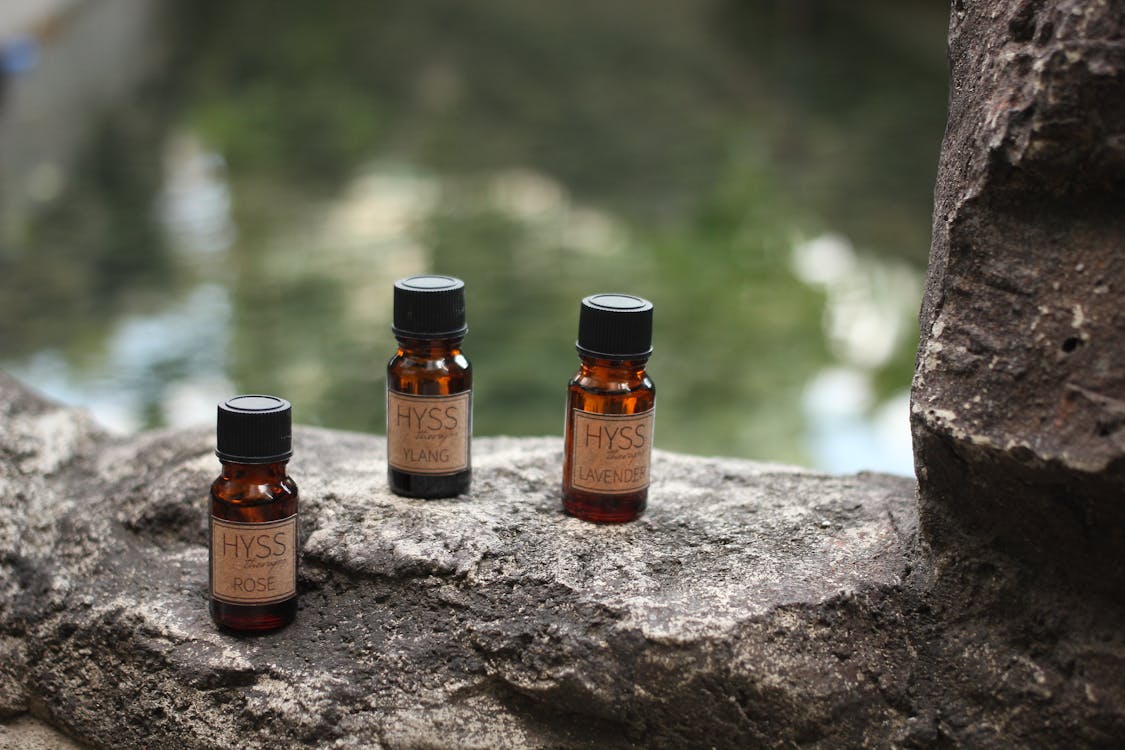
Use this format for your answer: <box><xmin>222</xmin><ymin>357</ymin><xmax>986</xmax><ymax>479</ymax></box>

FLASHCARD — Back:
<box><xmin>210</xmin><ymin>515</ymin><xmax>297</xmax><ymax>605</ymax></box>
<box><xmin>570</xmin><ymin>408</ymin><xmax>654</xmax><ymax>494</ymax></box>
<box><xmin>387</xmin><ymin>390</ymin><xmax>471</xmax><ymax>474</ymax></box>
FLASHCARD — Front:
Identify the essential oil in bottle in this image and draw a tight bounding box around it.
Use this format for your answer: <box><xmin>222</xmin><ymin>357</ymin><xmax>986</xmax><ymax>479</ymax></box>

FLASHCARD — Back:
<box><xmin>562</xmin><ymin>294</ymin><xmax>656</xmax><ymax>523</ymax></box>
<box><xmin>209</xmin><ymin>395</ymin><xmax>299</xmax><ymax>632</ymax></box>
<box><xmin>386</xmin><ymin>274</ymin><xmax>472</xmax><ymax>498</ymax></box>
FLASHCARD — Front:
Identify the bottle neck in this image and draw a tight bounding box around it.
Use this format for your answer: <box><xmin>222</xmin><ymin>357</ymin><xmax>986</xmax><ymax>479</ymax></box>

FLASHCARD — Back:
<box><xmin>395</xmin><ymin>335</ymin><xmax>464</xmax><ymax>357</ymax></box>
<box><xmin>219</xmin><ymin>461</ymin><xmax>290</xmax><ymax>481</ymax></box>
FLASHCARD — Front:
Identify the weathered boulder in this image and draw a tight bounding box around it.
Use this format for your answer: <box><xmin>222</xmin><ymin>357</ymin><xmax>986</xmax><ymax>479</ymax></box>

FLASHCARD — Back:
<box><xmin>0</xmin><ymin>372</ymin><xmax>918</xmax><ymax>748</ymax></box>
<box><xmin>0</xmin><ymin>715</ymin><xmax>83</xmax><ymax>749</ymax></box>
<box><xmin>1</xmin><ymin>368</ymin><xmax>1123</xmax><ymax>748</ymax></box>
<box><xmin>912</xmin><ymin>0</ymin><xmax>1125</xmax><ymax>597</ymax></box>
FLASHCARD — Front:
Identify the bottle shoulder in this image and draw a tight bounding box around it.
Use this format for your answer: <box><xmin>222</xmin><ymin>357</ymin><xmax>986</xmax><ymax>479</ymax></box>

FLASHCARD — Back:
<box><xmin>211</xmin><ymin>473</ymin><xmax>298</xmax><ymax>506</ymax></box>
<box><xmin>388</xmin><ymin>350</ymin><xmax>471</xmax><ymax>374</ymax></box>
<box><xmin>570</xmin><ymin>364</ymin><xmax>654</xmax><ymax>393</ymax></box>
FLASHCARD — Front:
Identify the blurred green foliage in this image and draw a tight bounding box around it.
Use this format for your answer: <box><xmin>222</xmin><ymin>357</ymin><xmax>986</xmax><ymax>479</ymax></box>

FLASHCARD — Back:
<box><xmin>0</xmin><ymin>0</ymin><xmax>947</xmax><ymax>466</ymax></box>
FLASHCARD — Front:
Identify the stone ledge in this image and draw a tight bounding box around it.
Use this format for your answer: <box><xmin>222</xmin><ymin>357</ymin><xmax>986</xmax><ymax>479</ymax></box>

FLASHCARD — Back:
<box><xmin>1</xmin><ymin>373</ymin><xmax>1122</xmax><ymax>748</ymax></box>
<box><xmin>0</xmin><ymin>373</ymin><xmax>920</xmax><ymax>748</ymax></box>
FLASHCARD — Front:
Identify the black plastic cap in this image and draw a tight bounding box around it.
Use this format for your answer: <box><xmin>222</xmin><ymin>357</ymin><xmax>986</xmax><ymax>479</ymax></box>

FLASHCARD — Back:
<box><xmin>216</xmin><ymin>395</ymin><xmax>293</xmax><ymax>464</ymax></box>
<box><xmin>576</xmin><ymin>293</ymin><xmax>654</xmax><ymax>359</ymax></box>
<box><xmin>392</xmin><ymin>275</ymin><xmax>467</xmax><ymax>338</ymax></box>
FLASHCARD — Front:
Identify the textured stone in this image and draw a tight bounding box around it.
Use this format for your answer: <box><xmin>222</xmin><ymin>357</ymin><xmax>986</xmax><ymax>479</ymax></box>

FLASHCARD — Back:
<box><xmin>2</xmin><ymin>371</ymin><xmax>1124</xmax><ymax>748</ymax></box>
<box><xmin>0</xmin><ymin>373</ymin><xmax>916</xmax><ymax>747</ymax></box>
<box><xmin>912</xmin><ymin>0</ymin><xmax>1125</xmax><ymax>597</ymax></box>
<box><xmin>0</xmin><ymin>716</ymin><xmax>84</xmax><ymax>750</ymax></box>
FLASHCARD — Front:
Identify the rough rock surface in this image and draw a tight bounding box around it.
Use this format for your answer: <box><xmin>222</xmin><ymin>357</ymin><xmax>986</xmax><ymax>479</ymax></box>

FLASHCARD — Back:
<box><xmin>0</xmin><ymin>716</ymin><xmax>84</xmax><ymax>750</ymax></box>
<box><xmin>1</xmin><ymin>372</ymin><xmax>1124</xmax><ymax>748</ymax></box>
<box><xmin>0</xmin><ymin>373</ymin><xmax>912</xmax><ymax>748</ymax></box>
<box><xmin>912</xmin><ymin>0</ymin><xmax>1125</xmax><ymax>596</ymax></box>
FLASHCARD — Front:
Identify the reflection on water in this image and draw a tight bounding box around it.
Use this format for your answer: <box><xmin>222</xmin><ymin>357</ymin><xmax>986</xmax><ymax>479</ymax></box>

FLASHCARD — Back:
<box><xmin>0</xmin><ymin>0</ymin><xmax>947</xmax><ymax>474</ymax></box>
<box><xmin>158</xmin><ymin>132</ymin><xmax>235</xmax><ymax>256</ymax></box>
<box><xmin>12</xmin><ymin>284</ymin><xmax>233</xmax><ymax>432</ymax></box>
<box><xmin>792</xmin><ymin>233</ymin><xmax>919</xmax><ymax>473</ymax></box>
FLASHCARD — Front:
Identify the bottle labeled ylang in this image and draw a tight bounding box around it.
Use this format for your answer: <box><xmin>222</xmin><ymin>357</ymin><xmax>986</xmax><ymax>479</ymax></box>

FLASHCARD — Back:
<box><xmin>209</xmin><ymin>395</ymin><xmax>299</xmax><ymax>632</ymax></box>
<box><xmin>386</xmin><ymin>274</ymin><xmax>472</xmax><ymax>498</ymax></box>
<box><xmin>563</xmin><ymin>293</ymin><xmax>655</xmax><ymax>523</ymax></box>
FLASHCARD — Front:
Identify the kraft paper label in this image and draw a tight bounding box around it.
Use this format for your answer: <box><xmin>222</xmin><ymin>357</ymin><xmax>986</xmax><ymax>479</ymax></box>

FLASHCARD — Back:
<box><xmin>210</xmin><ymin>515</ymin><xmax>297</xmax><ymax>605</ymax></box>
<box><xmin>387</xmin><ymin>390</ymin><xmax>471</xmax><ymax>474</ymax></box>
<box><xmin>570</xmin><ymin>408</ymin><xmax>654</xmax><ymax>494</ymax></box>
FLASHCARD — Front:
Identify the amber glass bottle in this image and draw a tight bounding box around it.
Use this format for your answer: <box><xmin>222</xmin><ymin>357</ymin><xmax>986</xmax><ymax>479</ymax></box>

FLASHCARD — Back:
<box><xmin>209</xmin><ymin>395</ymin><xmax>298</xmax><ymax>632</ymax></box>
<box><xmin>563</xmin><ymin>294</ymin><xmax>655</xmax><ymax>523</ymax></box>
<box><xmin>386</xmin><ymin>275</ymin><xmax>472</xmax><ymax>498</ymax></box>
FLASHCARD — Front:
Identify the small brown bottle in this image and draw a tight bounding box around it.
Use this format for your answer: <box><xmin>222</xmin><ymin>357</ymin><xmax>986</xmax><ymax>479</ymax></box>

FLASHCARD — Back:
<box><xmin>209</xmin><ymin>395</ymin><xmax>298</xmax><ymax>632</ymax></box>
<box><xmin>386</xmin><ymin>275</ymin><xmax>472</xmax><ymax>498</ymax></box>
<box><xmin>563</xmin><ymin>294</ymin><xmax>656</xmax><ymax>523</ymax></box>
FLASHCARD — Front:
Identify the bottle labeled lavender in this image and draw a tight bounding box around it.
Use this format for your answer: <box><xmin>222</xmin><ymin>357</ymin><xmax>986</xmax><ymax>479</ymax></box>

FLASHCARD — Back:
<box><xmin>562</xmin><ymin>294</ymin><xmax>655</xmax><ymax>523</ymax></box>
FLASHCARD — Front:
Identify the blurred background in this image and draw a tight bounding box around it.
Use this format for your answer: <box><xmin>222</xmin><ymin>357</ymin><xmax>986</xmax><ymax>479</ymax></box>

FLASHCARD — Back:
<box><xmin>0</xmin><ymin>0</ymin><xmax>949</xmax><ymax>474</ymax></box>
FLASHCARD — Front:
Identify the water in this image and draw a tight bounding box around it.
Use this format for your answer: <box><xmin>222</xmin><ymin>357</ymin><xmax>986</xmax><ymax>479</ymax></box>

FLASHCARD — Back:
<box><xmin>0</xmin><ymin>0</ymin><xmax>948</xmax><ymax>474</ymax></box>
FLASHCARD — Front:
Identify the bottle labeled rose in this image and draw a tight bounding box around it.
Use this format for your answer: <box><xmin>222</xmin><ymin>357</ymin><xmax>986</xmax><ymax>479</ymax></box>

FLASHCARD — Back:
<box><xmin>386</xmin><ymin>275</ymin><xmax>472</xmax><ymax>498</ymax></box>
<box><xmin>563</xmin><ymin>294</ymin><xmax>655</xmax><ymax>523</ymax></box>
<box><xmin>209</xmin><ymin>395</ymin><xmax>298</xmax><ymax>632</ymax></box>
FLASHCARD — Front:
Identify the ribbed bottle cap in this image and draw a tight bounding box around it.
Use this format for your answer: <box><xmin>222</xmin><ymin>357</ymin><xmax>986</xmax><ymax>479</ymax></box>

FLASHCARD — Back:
<box><xmin>216</xmin><ymin>395</ymin><xmax>293</xmax><ymax>463</ymax></box>
<box><xmin>576</xmin><ymin>293</ymin><xmax>654</xmax><ymax>359</ymax></box>
<box><xmin>392</xmin><ymin>275</ymin><xmax>467</xmax><ymax>338</ymax></box>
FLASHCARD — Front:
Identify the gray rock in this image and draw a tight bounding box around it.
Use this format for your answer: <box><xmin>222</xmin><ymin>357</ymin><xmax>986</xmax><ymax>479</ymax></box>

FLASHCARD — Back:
<box><xmin>0</xmin><ymin>716</ymin><xmax>85</xmax><ymax>750</ymax></box>
<box><xmin>1</xmin><ymin>371</ymin><xmax>918</xmax><ymax>747</ymax></box>
<box><xmin>913</xmin><ymin>0</ymin><xmax>1125</xmax><ymax>597</ymax></box>
<box><xmin>2</xmin><ymin>369</ymin><xmax>1123</xmax><ymax>748</ymax></box>
<box><xmin>1</xmin><ymin>371</ymin><xmax>914</xmax><ymax>748</ymax></box>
